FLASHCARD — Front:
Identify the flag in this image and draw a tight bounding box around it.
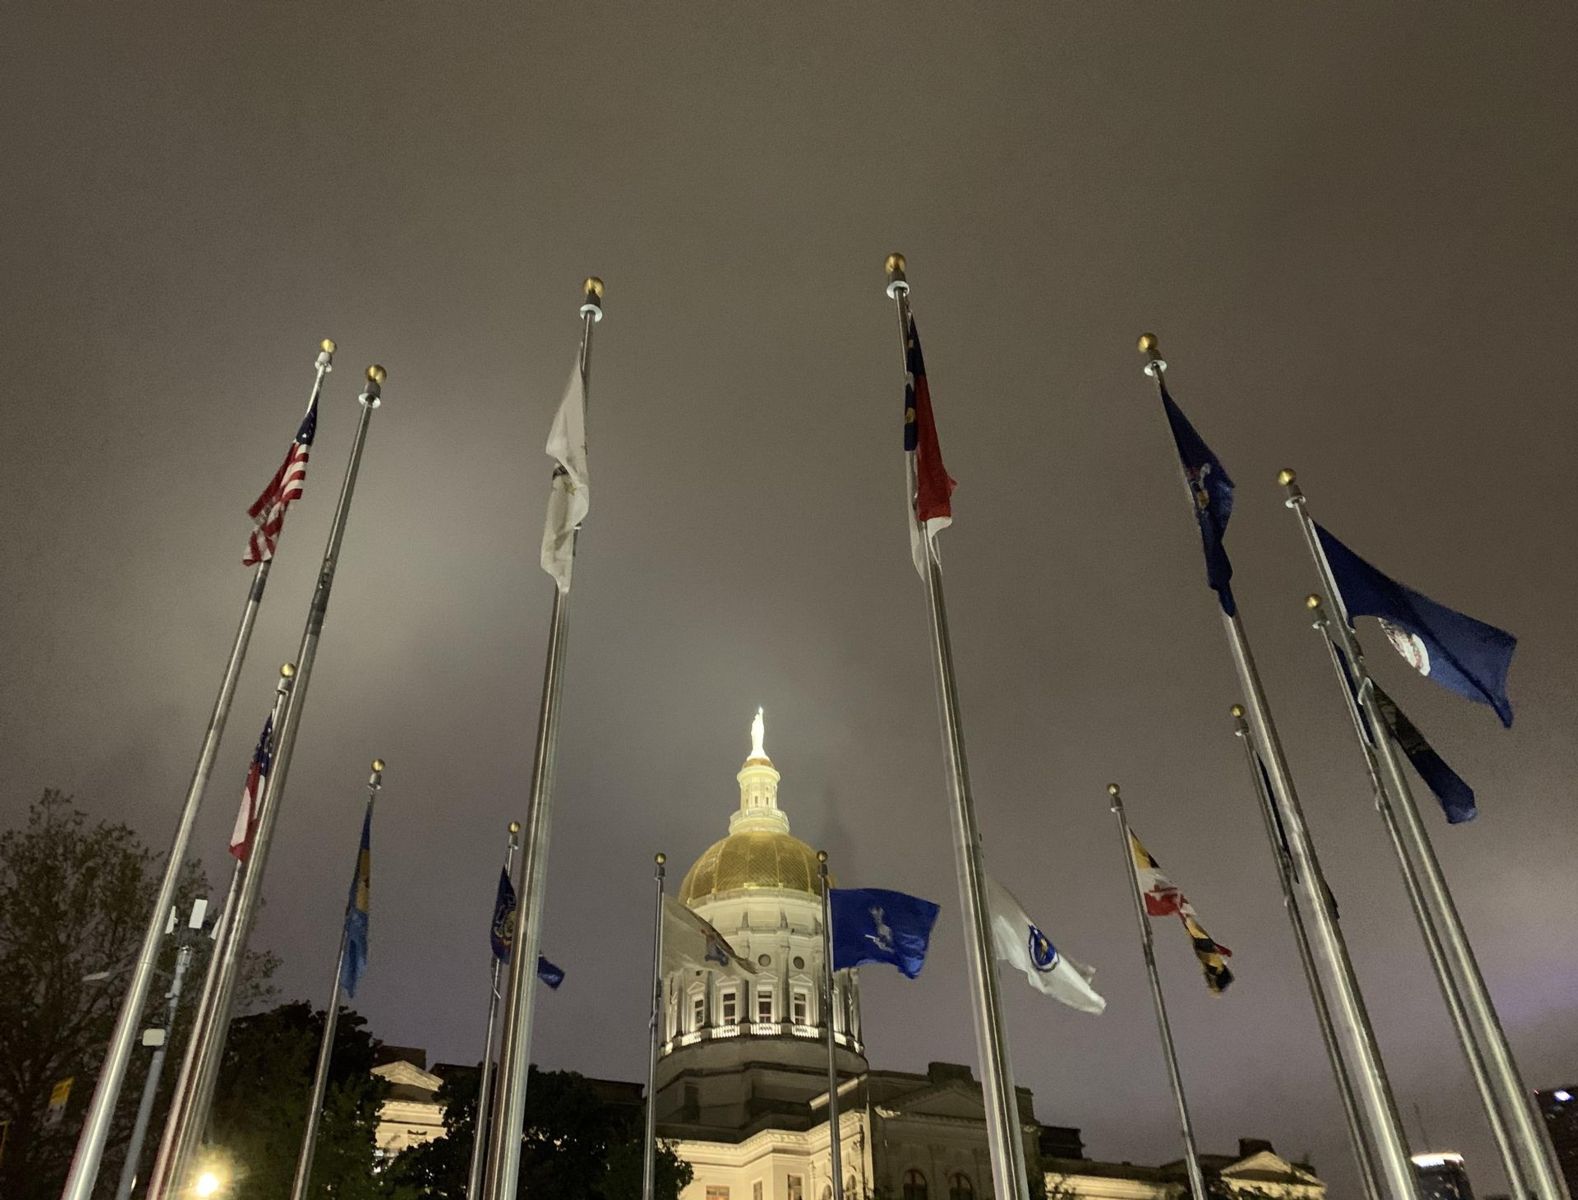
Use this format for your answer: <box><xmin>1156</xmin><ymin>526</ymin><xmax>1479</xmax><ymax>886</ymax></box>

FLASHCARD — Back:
<box><xmin>903</xmin><ymin>318</ymin><xmax>956</xmax><ymax>575</ymax></box>
<box><xmin>1372</xmin><ymin>682</ymin><xmax>1477</xmax><ymax>824</ymax></box>
<box><xmin>1316</xmin><ymin>523</ymin><xmax>1516</xmax><ymax>726</ymax></box>
<box><xmin>662</xmin><ymin>896</ymin><xmax>757</xmax><ymax>974</ymax></box>
<box><xmin>984</xmin><ymin>876</ymin><xmax>1106</xmax><ymax>1013</ymax></box>
<box><xmin>228</xmin><ymin>714</ymin><xmax>272</xmax><ymax>861</ymax></box>
<box><xmin>1160</xmin><ymin>384</ymin><xmax>1236</xmax><ymax>616</ymax></box>
<box><xmin>44</xmin><ymin>1078</ymin><xmax>73</xmax><ymax>1128</ymax></box>
<box><xmin>540</xmin><ymin>360</ymin><xmax>589</xmax><ymax>592</ymax></box>
<box><xmin>490</xmin><ymin>867</ymin><xmax>516</xmax><ymax>963</ymax></box>
<box><xmin>536</xmin><ymin>956</ymin><xmax>565</xmax><ymax>990</ymax></box>
<box><xmin>829</xmin><ymin>886</ymin><xmax>940</xmax><ymax>979</ymax></box>
<box><xmin>341</xmin><ymin>804</ymin><xmax>371</xmax><ymax>998</ymax></box>
<box><xmin>1129</xmin><ymin>832</ymin><xmax>1233</xmax><ymax>994</ymax></box>
<box><xmin>1252</xmin><ymin>747</ymin><xmax>1344</xmax><ymax>916</ymax></box>
<box><xmin>243</xmin><ymin>397</ymin><xmax>317</xmax><ymax>566</ymax></box>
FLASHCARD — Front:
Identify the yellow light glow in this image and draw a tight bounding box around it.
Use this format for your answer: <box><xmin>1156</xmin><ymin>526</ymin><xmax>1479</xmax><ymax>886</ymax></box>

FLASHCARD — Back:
<box><xmin>194</xmin><ymin>1172</ymin><xmax>222</xmax><ymax>1198</ymax></box>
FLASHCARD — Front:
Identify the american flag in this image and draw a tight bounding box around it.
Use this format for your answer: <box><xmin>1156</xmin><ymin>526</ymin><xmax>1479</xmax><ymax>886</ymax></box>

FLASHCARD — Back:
<box><xmin>243</xmin><ymin>398</ymin><xmax>317</xmax><ymax>566</ymax></box>
<box><xmin>229</xmin><ymin>714</ymin><xmax>273</xmax><ymax>861</ymax></box>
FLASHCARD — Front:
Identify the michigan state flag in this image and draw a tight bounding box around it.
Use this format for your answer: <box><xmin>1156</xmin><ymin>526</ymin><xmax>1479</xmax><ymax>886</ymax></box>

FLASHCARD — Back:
<box><xmin>1161</xmin><ymin>385</ymin><xmax>1236</xmax><ymax>616</ymax></box>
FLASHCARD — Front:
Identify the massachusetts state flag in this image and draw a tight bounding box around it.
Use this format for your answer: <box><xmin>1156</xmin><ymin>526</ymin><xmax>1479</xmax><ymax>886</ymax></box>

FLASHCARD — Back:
<box><xmin>1161</xmin><ymin>384</ymin><xmax>1236</xmax><ymax>616</ymax></box>
<box><xmin>1130</xmin><ymin>831</ymin><xmax>1233</xmax><ymax>994</ymax></box>
<box><xmin>903</xmin><ymin>318</ymin><xmax>955</xmax><ymax>575</ymax></box>
<box><xmin>244</xmin><ymin>397</ymin><xmax>317</xmax><ymax>566</ymax></box>
<box><xmin>228</xmin><ymin>714</ymin><xmax>273</xmax><ymax>862</ymax></box>
<box><xmin>829</xmin><ymin>886</ymin><xmax>940</xmax><ymax>979</ymax></box>
<box><xmin>1317</xmin><ymin>524</ymin><xmax>1516</xmax><ymax>727</ymax></box>
<box><xmin>341</xmin><ymin>803</ymin><xmax>372</xmax><ymax>998</ymax></box>
<box><xmin>540</xmin><ymin>361</ymin><xmax>589</xmax><ymax>593</ymax></box>
<box><xmin>985</xmin><ymin>876</ymin><xmax>1105</xmax><ymax>1013</ymax></box>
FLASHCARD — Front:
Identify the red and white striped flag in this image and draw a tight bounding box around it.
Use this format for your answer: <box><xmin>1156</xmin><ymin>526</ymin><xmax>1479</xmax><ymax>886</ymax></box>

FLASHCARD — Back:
<box><xmin>243</xmin><ymin>398</ymin><xmax>317</xmax><ymax>566</ymax></box>
<box><xmin>229</xmin><ymin>714</ymin><xmax>274</xmax><ymax>861</ymax></box>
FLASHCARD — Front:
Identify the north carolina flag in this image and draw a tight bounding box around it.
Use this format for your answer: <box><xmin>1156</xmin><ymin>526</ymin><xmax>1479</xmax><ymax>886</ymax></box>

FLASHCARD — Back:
<box><xmin>1130</xmin><ymin>831</ymin><xmax>1233</xmax><ymax>994</ymax></box>
<box><xmin>903</xmin><ymin>318</ymin><xmax>955</xmax><ymax>575</ymax></box>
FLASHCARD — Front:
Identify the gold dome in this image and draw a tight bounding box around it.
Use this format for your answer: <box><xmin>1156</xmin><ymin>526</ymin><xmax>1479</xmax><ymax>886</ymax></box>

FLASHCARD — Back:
<box><xmin>677</xmin><ymin>830</ymin><xmax>823</xmax><ymax>905</ymax></box>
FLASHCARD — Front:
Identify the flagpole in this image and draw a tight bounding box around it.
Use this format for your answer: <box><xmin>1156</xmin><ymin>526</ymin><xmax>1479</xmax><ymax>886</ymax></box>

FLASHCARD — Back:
<box><xmin>482</xmin><ymin>279</ymin><xmax>604</xmax><ymax>1200</ymax></box>
<box><xmin>1106</xmin><ymin>786</ymin><xmax>1209</xmax><ymax>1200</ymax></box>
<box><xmin>145</xmin><ymin>664</ymin><xmax>295</xmax><ymax>1200</ymax></box>
<box><xmin>1282</xmin><ymin>472</ymin><xmax>1566</xmax><ymax>1200</ymax></box>
<box><xmin>167</xmin><ymin>362</ymin><xmax>386</xmax><ymax>1187</ymax></box>
<box><xmin>288</xmin><ymin>759</ymin><xmax>383</xmax><ymax>1200</ymax></box>
<box><xmin>467</xmin><ymin>822</ymin><xmax>523</xmax><ymax>1200</ymax></box>
<box><xmin>1230</xmin><ymin>705</ymin><xmax>1383</xmax><ymax>1200</ymax></box>
<box><xmin>59</xmin><ymin>340</ymin><xmax>335</xmax><ymax>1200</ymax></box>
<box><xmin>641</xmin><ymin>853</ymin><xmax>666</xmax><ymax>1200</ymax></box>
<box><xmin>885</xmin><ymin>254</ymin><xmax>1030</xmax><ymax>1200</ymax></box>
<box><xmin>817</xmin><ymin>852</ymin><xmax>845</xmax><ymax>1200</ymax></box>
<box><xmin>1136</xmin><ymin>335</ymin><xmax>1419</xmax><ymax>1200</ymax></box>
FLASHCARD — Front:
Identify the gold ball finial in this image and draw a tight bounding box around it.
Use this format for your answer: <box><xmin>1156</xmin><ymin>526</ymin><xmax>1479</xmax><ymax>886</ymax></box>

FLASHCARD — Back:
<box><xmin>371</xmin><ymin>758</ymin><xmax>385</xmax><ymax>772</ymax></box>
<box><xmin>655</xmin><ymin>852</ymin><xmax>666</xmax><ymax>865</ymax></box>
<box><xmin>1306</xmin><ymin>594</ymin><xmax>1323</xmax><ymax>610</ymax></box>
<box><xmin>885</xmin><ymin>252</ymin><xmax>906</xmax><ymax>274</ymax></box>
<box><xmin>508</xmin><ymin>821</ymin><xmax>522</xmax><ymax>834</ymax></box>
<box><xmin>1230</xmin><ymin>704</ymin><xmax>1245</xmax><ymax>718</ymax></box>
<box><xmin>1137</xmin><ymin>333</ymin><xmax>1158</xmax><ymax>354</ymax></box>
<box><xmin>1278</xmin><ymin>468</ymin><xmax>1297</xmax><ymax>486</ymax></box>
<box><xmin>817</xmin><ymin>850</ymin><xmax>829</xmax><ymax>864</ymax></box>
<box><xmin>320</xmin><ymin>338</ymin><xmax>336</xmax><ymax>354</ymax></box>
<box><xmin>366</xmin><ymin>364</ymin><xmax>387</xmax><ymax>385</ymax></box>
<box><xmin>1106</xmin><ymin>782</ymin><xmax>1120</xmax><ymax>797</ymax></box>
<box><xmin>583</xmin><ymin>277</ymin><xmax>604</xmax><ymax>300</ymax></box>
<box><xmin>280</xmin><ymin>662</ymin><xmax>296</xmax><ymax>678</ymax></box>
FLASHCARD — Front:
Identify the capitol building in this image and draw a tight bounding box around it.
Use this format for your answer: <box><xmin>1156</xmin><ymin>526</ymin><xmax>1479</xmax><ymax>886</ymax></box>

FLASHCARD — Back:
<box><xmin>376</xmin><ymin>718</ymin><xmax>1329</xmax><ymax>1200</ymax></box>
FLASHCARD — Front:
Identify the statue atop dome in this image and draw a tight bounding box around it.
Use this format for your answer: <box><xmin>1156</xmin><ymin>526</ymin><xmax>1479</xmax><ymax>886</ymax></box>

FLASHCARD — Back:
<box><xmin>749</xmin><ymin>706</ymin><xmax>767</xmax><ymax>763</ymax></box>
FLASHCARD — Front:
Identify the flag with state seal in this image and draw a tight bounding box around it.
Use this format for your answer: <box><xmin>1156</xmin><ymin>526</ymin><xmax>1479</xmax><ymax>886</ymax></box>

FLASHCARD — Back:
<box><xmin>985</xmin><ymin>876</ymin><xmax>1105</xmax><ymax>1013</ymax></box>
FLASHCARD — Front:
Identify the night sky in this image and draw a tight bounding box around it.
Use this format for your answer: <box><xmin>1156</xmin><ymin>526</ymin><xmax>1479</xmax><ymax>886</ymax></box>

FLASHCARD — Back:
<box><xmin>5</xmin><ymin>7</ymin><xmax>1577</xmax><ymax>1197</ymax></box>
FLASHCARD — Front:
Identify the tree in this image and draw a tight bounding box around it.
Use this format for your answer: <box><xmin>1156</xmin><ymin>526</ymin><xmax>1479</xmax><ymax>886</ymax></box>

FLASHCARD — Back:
<box><xmin>204</xmin><ymin>1001</ymin><xmax>408</xmax><ymax>1200</ymax></box>
<box><xmin>389</xmin><ymin>1065</ymin><xmax>693</xmax><ymax>1200</ymax></box>
<box><xmin>0</xmin><ymin>789</ymin><xmax>275</xmax><ymax>1200</ymax></box>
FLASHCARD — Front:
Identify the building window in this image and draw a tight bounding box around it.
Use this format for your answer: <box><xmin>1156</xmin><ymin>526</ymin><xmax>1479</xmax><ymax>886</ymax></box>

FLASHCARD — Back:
<box><xmin>706</xmin><ymin>1189</ymin><xmax>730</xmax><ymax>1200</ymax></box>
<box><xmin>788</xmin><ymin>1175</ymin><xmax>804</xmax><ymax>1200</ymax></box>
<box><xmin>792</xmin><ymin>986</ymin><xmax>810</xmax><ymax>1026</ymax></box>
<box><xmin>903</xmin><ymin>1169</ymin><xmax>928</xmax><ymax>1200</ymax></box>
<box><xmin>753</xmin><ymin>1183</ymin><xmax>763</xmax><ymax>1200</ymax></box>
<box><xmin>756</xmin><ymin>985</ymin><xmax>774</xmax><ymax>1024</ymax></box>
<box><xmin>720</xmin><ymin>986</ymin><xmax>739</xmax><ymax>1027</ymax></box>
<box><xmin>948</xmin><ymin>1174</ymin><xmax>974</xmax><ymax>1200</ymax></box>
<box><xmin>691</xmin><ymin>991</ymin><xmax>705</xmax><ymax>1032</ymax></box>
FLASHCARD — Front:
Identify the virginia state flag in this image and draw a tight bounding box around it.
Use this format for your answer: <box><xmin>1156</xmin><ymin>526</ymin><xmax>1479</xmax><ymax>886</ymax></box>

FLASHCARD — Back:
<box><xmin>342</xmin><ymin>804</ymin><xmax>372</xmax><ymax>998</ymax></box>
<box><xmin>1317</xmin><ymin>524</ymin><xmax>1517</xmax><ymax>726</ymax></box>
<box><xmin>829</xmin><ymin>887</ymin><xmax>940</xmax><ymax>979</ymax></box>
<box><xmin>1161</xmin><ymin>385</ymin><xmax>1237</xmax><ymax>616</ymax></box>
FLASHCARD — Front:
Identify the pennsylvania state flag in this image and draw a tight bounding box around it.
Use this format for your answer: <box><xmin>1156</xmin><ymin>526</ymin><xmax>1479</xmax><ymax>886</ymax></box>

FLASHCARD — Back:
<box><xmin>342</xmin><ymin>804</ymin><xmax>372</xmax><ymax>998</ymax></box>
<box><xmin>1317</xmin><ymin>523</ymin><xmax>1516</xmax><ymax>727</ymax></box>
<box><xmin>1161</xmin><ymin>385</ymin><xmax>1236</xmax><ymax>617</ymax></box>
<box><xmin>489</xmin><ymin>868</ymin><xmax>567</xmax><ymax>987</ymax></box>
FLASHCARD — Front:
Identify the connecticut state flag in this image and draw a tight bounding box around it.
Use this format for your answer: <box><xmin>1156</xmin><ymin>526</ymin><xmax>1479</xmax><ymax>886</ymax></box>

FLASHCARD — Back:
<box><xmin>829</xmin><ymin>886</ymin><xmax>941</xmax><ymax>979</ymax></box>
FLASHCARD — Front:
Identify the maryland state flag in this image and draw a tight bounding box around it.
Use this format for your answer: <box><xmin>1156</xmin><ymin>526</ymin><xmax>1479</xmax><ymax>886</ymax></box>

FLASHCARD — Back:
<box><xmin>1130</xmin><ymin>831</ymin><xmax>1234</xmax><ymax>994</ymax></box>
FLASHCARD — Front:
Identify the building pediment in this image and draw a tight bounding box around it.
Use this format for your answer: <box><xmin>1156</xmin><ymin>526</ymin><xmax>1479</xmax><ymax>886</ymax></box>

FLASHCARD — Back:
<box><xmin>373</xmin><ymin>1059</ymin><xmax>442</xmax><ymax>1093</ymax></box>
<box><xmin>880</xmin><ymin>1080</ymin><xmax>990</xmax><ymax>1122</ymax></box>
<box><xmin>1220</xmin><ymin>1150</ymin><xmax>1319</xmax><ymax>1185</ymax></box>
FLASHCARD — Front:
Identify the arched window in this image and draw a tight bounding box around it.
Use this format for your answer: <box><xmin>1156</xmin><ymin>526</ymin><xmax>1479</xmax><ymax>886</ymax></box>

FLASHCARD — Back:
<box><xmin>948</xmin><ymin>1174</ymin><xmax>974</xmax><ymax>1200</ymax></box>
<box><xmin>903</xmin><ymin>1169</ymin><xmax>928</xmax><ymax>1200</ymax></box>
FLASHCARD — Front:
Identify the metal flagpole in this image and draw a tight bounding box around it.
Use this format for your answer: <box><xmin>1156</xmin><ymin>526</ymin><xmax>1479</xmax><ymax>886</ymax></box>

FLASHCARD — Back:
<box><xmin>885</xmin><ymin>254</ymin><xmax>1031</xmax><ymax>1200</ymax></box>
<box><xmin>817</xmin><ymin>853</ymin><xmax>845</xmax><ymax>1200</ymax></box>
<box><xmin>1230</xmin><ymin>705</ymin><xmax>1383</xmax><ymax>1200</ymax></box>
<box><xmin>1136</xmin><ymin>335</ymin><xmax>1419</xmax><ymax>1200</ymax></box>
<box><xmin>1282</xmin><ymin>471</ymin><xmax>1567</xmax><ymax>1200</ymax></box>
<box><xmin>640</xmin><ymin>853</ymin><xmax>666</xmax><ymax>1200</ymax></box>
<box><xmin>466</xmin><ymin>822</ymin><xmax>523</xmax><ymax>1200</ymax></box>
<box><xmin>482</xmin><ymin>280</ymin><xmax>604</xmax><ymax>1200</ymax></box>
<box><xmin>60</xmin><ymin>340</ymin><xmax>335</xmax><ymax>1200</ymax></box>
<box><xmin>1107</xmin><ymin>785</ymin><xmax>1209</xmax><ymax>1200</ymax></box>
<box><xmin>145</xmin><ymin>665</ymin><xmax>295</xmax><ymax>1200</ymax></box>
<box><xmin>111</xmin><ymin>901</ymin><xmax>202</xmax><ymax>1200</ymax></box>
<box><xmin>288</xmin><ymin>760</ymin><xmax>383</xmax><ymax>1200</ymax></box>
<box><xmin>168</xmin><ymin>362</ymin><xmax>387</xmax><ymax>1186</ymax></box>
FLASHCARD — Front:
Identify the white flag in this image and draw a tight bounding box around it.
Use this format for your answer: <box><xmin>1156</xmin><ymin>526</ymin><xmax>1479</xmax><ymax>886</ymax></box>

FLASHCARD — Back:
<box><xmin>540</xmin><ymin>360</ymin><xmax>589</xmax><ymax>592</ymax></box>
<box><xmin>662</xmin><ymin>896</ymin><xmax>758</xmax><ymax>975</ymax></box>
<box><xmin>985</xmin><ymin>875</ymin><xmax>1106</xmax><ymax>1014</ymax></box>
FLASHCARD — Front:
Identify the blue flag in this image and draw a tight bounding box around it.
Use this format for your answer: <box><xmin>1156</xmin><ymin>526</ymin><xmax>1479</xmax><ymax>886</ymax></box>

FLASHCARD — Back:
<box><xmin>1372</xmin><ymin>682</ymin><xmax>1477</xmax><ymax>824</ymax></box>
<box><xmin>341</xmin><ymin>803</ymin><xmax>371</xmax><ymax>998</ymax></box>
<box><xmin>489</xmin><ymin>867</ymin><xmax>565</xmax><ymax>988</ymax></box>
<box><xmin>1317</xmin><ymin>524</ymin><xmax>1517</xmax><ymax>726</ymax></box>
<box><xmin>1161</xmin><ymin>384</ymin><xmax>1236</xmax><ymax>616</ymax></box>
<box><xmin>829</xmin><ymin>887</ymin><xmax>940</xmax><ymax>979</ymax></box>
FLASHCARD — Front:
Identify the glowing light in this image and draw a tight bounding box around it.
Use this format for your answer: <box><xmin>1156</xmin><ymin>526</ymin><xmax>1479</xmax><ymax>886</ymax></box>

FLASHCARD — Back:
<box><xmin>194</xmin><ymin>1172</ymin><xmax>222</xmax><ymax>1198</ymax></box>
<box><xmin>1556</xmin><ymin>1090</ymin><xmax>1573</xmax><ymax>1102</ymax></box>
<box><xmin>750</xmin><ymin>707</ymin><xmax>767</xmax><ymax>761</ymax></box>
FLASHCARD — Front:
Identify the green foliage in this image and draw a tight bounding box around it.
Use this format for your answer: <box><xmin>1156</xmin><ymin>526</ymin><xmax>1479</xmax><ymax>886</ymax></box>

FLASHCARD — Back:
<box><xmin>205</xmin><ymin>1001</ymin><xmax>410</xmax><ymax>1200</ymax></box>
<box><xmin>389</xmin><ymin>1064</ymin><xmax>692</xmax><ymax>1200</ymax></box>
